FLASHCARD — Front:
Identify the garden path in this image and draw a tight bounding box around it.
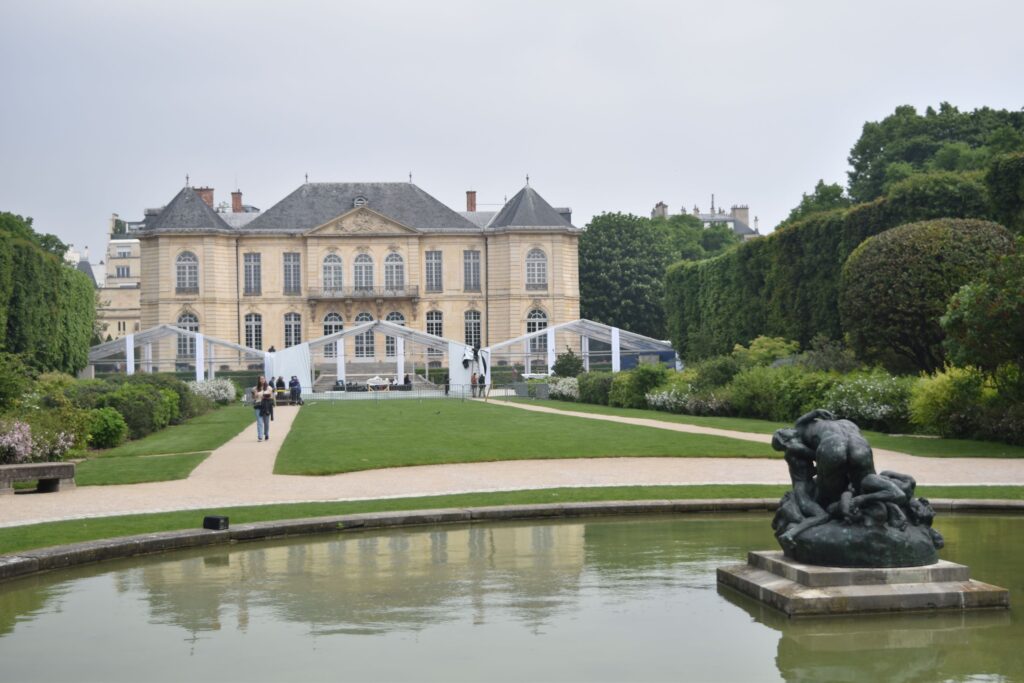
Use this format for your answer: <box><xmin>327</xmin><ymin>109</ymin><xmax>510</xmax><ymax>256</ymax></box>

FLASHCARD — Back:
<box><xmin>3</xmin><ymin>401</ymin><xmax>1024</xmax><ymax>528</ymax></box>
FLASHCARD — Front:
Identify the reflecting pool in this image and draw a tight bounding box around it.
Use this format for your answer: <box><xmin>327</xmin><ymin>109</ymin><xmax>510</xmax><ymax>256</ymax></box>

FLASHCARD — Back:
<box><xmin>0</xmin><ymin>514</ymin><xmax>1020</xmax><ymax>682</ymax></box>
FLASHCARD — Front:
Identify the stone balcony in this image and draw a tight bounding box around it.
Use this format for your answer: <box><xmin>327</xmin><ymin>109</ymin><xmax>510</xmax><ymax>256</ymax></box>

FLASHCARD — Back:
<box><xmin>307</xmin><ymin>286</ymin><xmax>420</xmax><ymax>302</ymax></box>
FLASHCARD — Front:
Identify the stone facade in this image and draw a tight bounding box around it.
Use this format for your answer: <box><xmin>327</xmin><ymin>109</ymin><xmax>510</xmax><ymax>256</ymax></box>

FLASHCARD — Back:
<box><xmin>96</xmin><ymin>214</ymin><xmax>142</xmax><ymax>340</ymax></box>
<box><xmin>135</xmin><ymin>182</ymin><xmax>580</xmax><ymax>369</ymax></box>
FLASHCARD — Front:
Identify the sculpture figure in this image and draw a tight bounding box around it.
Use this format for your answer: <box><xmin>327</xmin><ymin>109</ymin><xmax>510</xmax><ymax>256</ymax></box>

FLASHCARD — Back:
<box><xmin>771</xmin><ymin>409</ymin><xmax>943</xmax><ymax>567</ymax></box>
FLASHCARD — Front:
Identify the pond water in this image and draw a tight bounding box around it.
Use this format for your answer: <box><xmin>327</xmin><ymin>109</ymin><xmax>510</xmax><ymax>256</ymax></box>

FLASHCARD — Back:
<box><xmin>0</xmin><ymin>513</ymin><xmax>1020</xmax><ymax>682</ymax></box>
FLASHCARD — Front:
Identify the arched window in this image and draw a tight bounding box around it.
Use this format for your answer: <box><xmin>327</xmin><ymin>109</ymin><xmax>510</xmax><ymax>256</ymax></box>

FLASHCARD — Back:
<box><xmin>176</xmin><ymin>252</ymin><xmax>199</xmax><ymax>293</ymax></box>
<box><xmin>244</xmin><ymin>313</ymin><xmax>263</xmax><ymax>350</ymax></box>
<box><xmin>177</xmin><ymin>313</ymin><xmax>198</xmax><ymax>357</ymax></box>
<box><xmin>284</xmin><ymin>312</ymin><xmax>302</xmax><ymax>348</ymax></box>
<box><xmin>323</xmin><ymin>254</ymin><xmax>343</xmax><ymax>293</ymax></box>
<box><xmin>525</xmin><ymin>248</ymin><xmax>547</xmax><ymax>290</ymax></box>
<box><xmin>384</xmin><ymin>311</ymin><xmax>406</xmax><ymax>357</ymax></box>
<box><xmin>323</xmin><ymin>312</ymin><xmax>343</xmax><ymax>358</ymax></box>
<box><xmin>464</xmin><ymin>310</ymin><xmax>481</xmax><ymax>348</ymax></box>
<box><xmin>384</xmin><ymin>252</ymin><xmax>405</xmax><ymax>290</ymax></box>
<box><xmin>527</xmin><ymin>309</ymin><xmax>547</xmax><ymax>352</ymax></box>
<box><xmin>354</xmin><ymin>312</ymin><xmax>374</xmax><ymax>358</ymax></box>
<box><xmin>354</xmin><ymin>254</ymin><xmax>374</xmax><ymax>291</ymax></box>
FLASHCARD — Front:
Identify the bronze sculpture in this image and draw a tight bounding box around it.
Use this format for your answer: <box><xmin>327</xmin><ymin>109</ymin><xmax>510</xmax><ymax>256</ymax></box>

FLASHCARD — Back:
<box><xmin>771</xmin><ymin>409</ymin><xmax>943</xmax><ymax>567</ymax></box>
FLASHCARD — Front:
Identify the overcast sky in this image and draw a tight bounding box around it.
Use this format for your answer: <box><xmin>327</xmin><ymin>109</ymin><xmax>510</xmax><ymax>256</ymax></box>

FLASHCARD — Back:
<box><xmin>1</xmin><ymin>0</ymin><xmax>1022</xmax><ymax>258</ymax></box>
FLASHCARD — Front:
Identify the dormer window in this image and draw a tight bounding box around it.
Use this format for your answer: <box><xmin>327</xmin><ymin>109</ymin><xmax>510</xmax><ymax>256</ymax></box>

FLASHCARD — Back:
<box><xmin>353</xmin><ymin>196</ymin><xmax>368</xmax><ymax>208</ymax></box>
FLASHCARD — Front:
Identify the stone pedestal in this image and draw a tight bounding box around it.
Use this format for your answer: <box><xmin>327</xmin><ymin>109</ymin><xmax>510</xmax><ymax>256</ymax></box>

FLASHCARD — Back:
<box><xmin>717</xmin><ymin>551</ymin><xmax>1009</xmax><ymax>617</ymax></box>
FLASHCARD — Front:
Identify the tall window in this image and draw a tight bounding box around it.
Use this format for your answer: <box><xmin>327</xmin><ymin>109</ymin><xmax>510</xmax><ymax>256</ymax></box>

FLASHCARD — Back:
<box><xmin>354</xmin><ymin>254</ymin><xmax>374</xmax><ymax>291</ymax></box>
<box><xmin>243</xmin><ymin>253</ymin><xmax>261</xmax><ymax>295</ymax></box>
<box><xmin>176</xmin><ymin>252</ymin><xmax>198</xmax><ymax>293</ymax></box>
<box><xmin>426</xmin><ymin>310</ymin><xmax>443</xmax><ymax>356</ymax></box>
<box><xmin>284</xmin><ymin>312</ymin><xmax>302</xmax><ymax>348</ymax></box>
<box><xmin>177</xmin><ymin>313</ymin><xmax>198</xmax><ymax>357</ymax></box>
<box><xmin>283</xmin><ymin>253</ymin><xmax>301</xmax><ymax>294</ymax></box>
<box><xmin>323</xmin><ymin>254</ymin><xmax>343</xmax><ymax>292</ymax></box>
<box><xmin>465</xmin><ymin>310</ymin><xmax>481</xmax><ymax>348</ymax></box>
<box><xmin>244</xmin><ymin>313</ymin><xmax>263</xmax><ymax>350</ymax></box>
<box><xmin>323</xmin><ymin>312</ymin><xmax>343</xmax><ymax>358</ymax></box>
<box><xmin>115</xmin><ymin>265</ymin><xmax>130</xmax><ymax>278</ymax></box>
<box><xmin>385</xmin><ymin>311</ymin><xmax>406</xmax><ymax>357</ymax></box>
<box><xmin>384</xmin><ymin>253</ymin><xmax>405</xmax><ymax>290</ymax></box>
<box><xmin>425</xmin><ymin>251</ymin><xmax>442</xmax><ymax>292</ymax></box>
<box><xmin>527</xmin><ymin>309</ymin><xmax>547</xmax><ymax>352</ymax></box>
<box><xmin>463</xmin><ymin>250</ymin><xmax>481</xmax><ymax>291</ymax></box>
<box><xmin>526</xmin><ymin>248</ymin><xmax>547</xmax><ymax>290</ymax></box>
<box><xmin>354</xmin><ymin>312</ymin><xmax>374</xmax><ymax>358</ymax></box>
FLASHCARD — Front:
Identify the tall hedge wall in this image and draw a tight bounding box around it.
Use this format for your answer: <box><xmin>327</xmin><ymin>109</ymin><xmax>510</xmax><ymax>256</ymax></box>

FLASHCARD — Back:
<box><xmin>665</xmin><ymin>172</ymin><xmax>991</xmax><ymax>360</ymax></box>
<box><xmin>0</xmin><ymin>213</ymin><xmax>95</xmax><ymax>373</ymax></box>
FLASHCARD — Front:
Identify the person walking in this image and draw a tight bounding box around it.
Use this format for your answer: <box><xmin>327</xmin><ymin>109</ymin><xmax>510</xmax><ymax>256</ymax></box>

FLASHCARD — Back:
<box><xmin>252</xmin><ymin>376</ymin><xmax>274</xmax><ymax>442</ymax></box>
<box><xmin>477</xmin><ymin>371</ymin><xmax>487</xmax><ymax>399</ymax></box>
<box><xmin>470</xmin><ymin>372</ymin><xmax>478</xmax><ymax>398</ymax></box>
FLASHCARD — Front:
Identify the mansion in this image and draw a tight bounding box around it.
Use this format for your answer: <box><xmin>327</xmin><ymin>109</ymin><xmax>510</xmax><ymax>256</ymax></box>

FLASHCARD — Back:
<box><xmin>133</xmin><ymin>181</ymin><xmax>581</xmax><ymax>365</ymax></box>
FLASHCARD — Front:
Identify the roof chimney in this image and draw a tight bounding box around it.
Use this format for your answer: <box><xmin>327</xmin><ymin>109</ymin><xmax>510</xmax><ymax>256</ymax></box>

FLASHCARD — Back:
<box><xmin>195</xmin><ymin>186</ymin><xmax>214</xmax><ymax>208</ymax></box>
<box><xmin>466</xmin><ymin>190</ymin><xmax>477</xmax><ymax>212</ymax></box>
<box><xmin>232</xmin><ymin>190</ymin><xmax>243</xmax><ymax>213</ymax></box>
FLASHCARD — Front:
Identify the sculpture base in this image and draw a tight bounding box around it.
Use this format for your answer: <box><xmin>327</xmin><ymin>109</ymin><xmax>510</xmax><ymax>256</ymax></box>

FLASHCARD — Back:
<box><xmin>782</xmin><ymin>519</ymin><xmax>939</xmax><ymax>567</ymax></box>
<box><xmin>717</xmin><ymin>551</ymin><xmax>1009</xmax><ymax>617</ymax></box>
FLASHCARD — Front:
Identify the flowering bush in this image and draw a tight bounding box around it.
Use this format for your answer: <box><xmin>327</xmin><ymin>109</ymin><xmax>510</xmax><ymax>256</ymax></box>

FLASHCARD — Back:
<box><xmin>549</xmin><ymin>377</ymin><xmax>579</xmax><ymax>401</ymax></box>
<box><xmin>822</xmin><ymin>371</ymin><xmax>915</xmax><ymax>432</ymax></box>
<box><xmin>645</xmin><ymin>385</ymin><xmax>732</xmax><ymax>416</ymax></box>
<box><xmin>0</xmin><ymin>420</ymin><xmax>75</xmax><ymax>463</ymax></box>
<box><xmin>187</xmin><ymin>378</ymin><xmax>237</xmax><ymax>405</ymax></box>
<box><xmin>0</xmin><ymin>421</ymin><xmax>33</xmax><ymax>464</ymax></box>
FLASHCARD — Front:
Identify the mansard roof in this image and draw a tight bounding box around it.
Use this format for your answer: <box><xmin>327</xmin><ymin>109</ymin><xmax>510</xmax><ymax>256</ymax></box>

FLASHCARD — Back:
<box><xmin>488</xmin><ymin>186</ymin><xmax>575</xmax><ymax>230</ymax></box>
<box><xmin>143</xmin><ymin>187</ymin><xmax>232</xmax><ymax>234</ymax></box>
<box><xmin>244</xmin><ymin>182</ymin><xmax>480</xmax><ymax>233</ymax></box>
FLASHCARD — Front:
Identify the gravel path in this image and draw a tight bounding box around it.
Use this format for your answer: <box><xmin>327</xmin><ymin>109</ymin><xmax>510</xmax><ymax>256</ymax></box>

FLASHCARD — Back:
<box><xmin>3</xmin><ymin>401</ymin><xmax>1023</xmax><ymax>528</ymax></box>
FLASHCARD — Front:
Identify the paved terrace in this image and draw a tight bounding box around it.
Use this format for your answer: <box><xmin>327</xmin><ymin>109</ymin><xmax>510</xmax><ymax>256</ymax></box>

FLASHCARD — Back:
<box><xmin>3</xmin><ymin>401</ymin><xmax>1024</xmax><ymax>528</ymax></box>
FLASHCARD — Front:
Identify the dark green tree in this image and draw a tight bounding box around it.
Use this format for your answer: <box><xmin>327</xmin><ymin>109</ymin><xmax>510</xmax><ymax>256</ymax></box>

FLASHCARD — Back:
<box><xmin>985</xmin><ymin>152</ymin><xmax>1024</xmax><ymax>234</ymax></box>
<box><xmin>839</xmin><ymin>219</ymin><xmax>1015</xmax><ymax>373</ymax></box>
<box><xmin>782</xmin><ymin>179</ymin><xmax>852</xmax><ymax>226</ymax></box>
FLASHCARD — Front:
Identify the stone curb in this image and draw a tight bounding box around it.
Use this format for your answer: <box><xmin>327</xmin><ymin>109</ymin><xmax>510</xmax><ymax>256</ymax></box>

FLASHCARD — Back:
<box><xmin>0</xmin><ymin>498</ymin><xmax>1021</xmax><ymax>584</ymax></box>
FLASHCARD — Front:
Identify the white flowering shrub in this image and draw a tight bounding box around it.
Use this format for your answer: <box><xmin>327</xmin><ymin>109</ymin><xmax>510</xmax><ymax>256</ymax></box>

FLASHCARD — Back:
<box><xmin>549</xmin><ymin>377</ymin><xmax>579</xmax><ymax>401</ymax></box>
<box><xmin>188</xmin><ymin>378</ymin><xmax>238</xmax><ymax>405</ymax></box>
<box><xmin>822</xmin><ymin>371</ymin><xmax>914</xmax><ymax>432</ymax></box>
<box><xmin>0</xmin><ymin>420</ymin><xmax>76</xmax><ymax>463</ymax></box>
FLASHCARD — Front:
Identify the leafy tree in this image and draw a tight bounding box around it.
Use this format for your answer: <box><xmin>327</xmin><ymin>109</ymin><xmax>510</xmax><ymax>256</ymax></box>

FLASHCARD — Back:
<box><xmin>580</xmin><ymin>212</ymin><xmax>737</xmax><ymax>338</ymax></box>
<box><xmin>782</xmin><ymin>180</ymin><xmax>852</xmax><ymax>226</ymax></box>
<box><xmin>985</xmin><ymin>152</ymin><xmax>1024</xmax><ymax>234</ymax></box>
<box><xmin>552</xmin><ymin>347</ymin><xmax>584</xmax><ymax>378</ymax></box>
<box><xmin>839</xmin><ymin>219</ymin><xmax>1015</xmax><ymax>373</ymax></box>
<box><xmin>942</xmin><ymin>247</ymin><xmax>1024</xmax><ymax>400</ymax></box>
<box><xmin>847</xmin><ymin>103</ymin><xmax>1024</xmax><ymax>202</ymax></box>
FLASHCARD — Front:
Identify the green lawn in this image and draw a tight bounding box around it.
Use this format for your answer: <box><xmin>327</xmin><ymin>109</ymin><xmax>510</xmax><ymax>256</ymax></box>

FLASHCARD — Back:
<box><xmin>505</xmin><ymin>398</ymin><xmax>1024</xmax><ymax>459</ymax></box>
<box><xmin>274</xmin><ymin>400</ymin><xmax>777</xmax><ymax>475</ymax></box>
<box><xmin>75</xmin><ymin>452</ymin><xmax>209</xmax><ymax>486</ymax></box>
<box><xmin>96</xmin><ymin>404</ymin><xmax>252</xmax><ymax>458</ymax></box>
<box><xmin>2</xmin><ymin>483</ymin><xmax>1021</xmax><ymax>554</ymax></box>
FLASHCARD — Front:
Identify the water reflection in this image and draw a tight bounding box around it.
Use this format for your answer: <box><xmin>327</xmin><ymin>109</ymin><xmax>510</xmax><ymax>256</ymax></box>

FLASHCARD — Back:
<box><xmin>0</xmin><ymin>514</ymin><xmax>1018</xmax><ymax>683</ymax></box>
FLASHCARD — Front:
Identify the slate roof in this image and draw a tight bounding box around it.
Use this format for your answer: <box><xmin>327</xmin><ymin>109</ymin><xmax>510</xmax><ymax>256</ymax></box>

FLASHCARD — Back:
<box><xmin>459</xmin><ymin>211</ymin><xmax>497</xmax><ymax>228</ymax></box>
<box><xmin>244</xmin><ymin>183</ymin><xmax>480</xmax><ymax>233</ymax></box>
<box><xmin>143</xmin><ymin>187</ymin><xmax>232</xmax><ymax>234</ymax></box>
<box><xmin>488</xmin><ymin>186</ymin><xmax>576</xmax><ymax>229</ymax></box>
<box><xmin>75</xmin><ymin>259</ymin><xmax>97</xmax><ymax>287</ymax></box>
<box><xmin>698</xmin><ymin>212</ymin><xmax>757</xmax><ymax>236</ymax></box>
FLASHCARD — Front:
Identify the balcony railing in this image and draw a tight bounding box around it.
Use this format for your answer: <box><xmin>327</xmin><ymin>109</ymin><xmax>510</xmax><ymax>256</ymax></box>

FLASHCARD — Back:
<box><xmin>308</xmin><ymin>285</ymin><xmax>420</xmax><ymax>300</ymax></box>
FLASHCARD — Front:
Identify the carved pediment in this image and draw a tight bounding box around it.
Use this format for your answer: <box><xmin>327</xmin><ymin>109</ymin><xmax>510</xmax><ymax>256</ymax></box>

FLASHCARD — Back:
<box><xmin>306</xmin><ymin>207</ymin><xmax>418</xmax><ymax>236</ymax></box>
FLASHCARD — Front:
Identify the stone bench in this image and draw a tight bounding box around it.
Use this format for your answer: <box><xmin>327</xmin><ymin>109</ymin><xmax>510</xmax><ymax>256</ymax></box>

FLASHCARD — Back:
<box><xmin>0</xmin><ymin>462</ymin><xmax>76</xmax><ymax>495</ymax></box>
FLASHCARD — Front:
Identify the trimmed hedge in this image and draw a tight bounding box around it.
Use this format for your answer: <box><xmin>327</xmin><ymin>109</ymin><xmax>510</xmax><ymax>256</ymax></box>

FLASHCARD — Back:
<box><xmin>665</xmin><ymin>172</ymin><xmax>992</xmax><ymax>360</ymax></box>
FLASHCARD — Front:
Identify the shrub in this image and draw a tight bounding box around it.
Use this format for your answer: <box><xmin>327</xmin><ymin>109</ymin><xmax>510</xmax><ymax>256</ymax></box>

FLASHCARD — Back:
<box><xmin>549</xmin><ymin>377</ymin><xmax>579</xmax><ymax>401</ymax></box>
<box><xmin>608</xmin><ymin>365</ymin><xmax>669</xmax><ymax>409</ymax></box>
<box><xmin>797</xmin><ymin>334</ymin><xmax>862</xmax><ymax>373</ymax></box>
<box><xmin>732</xmin><ymin>336</ymin><xmax>800</xmax><ymax>368</ymax></box>
<box><xmin>188</xmin><ymin>378</ymin><xmax>237</xmax><ymax>405</ymax></box>
<box><xmin>840</xmin><ymin>219</ymin><xmax>1015</xmax><ymax>373</ymax></box>
<box><xmin>690</xmin><ymin>355</ymin><xmax>742</xmax><ymax>390</ymax></box>
<box><xmin>729</xmin><ymin>366</ymin><xmax>838</xmax><ymax>421</ymax></box>
<box><xmin>552</xmin><ymin>348</ymin><xmax>584</xmax><ymax>378</ymax></box>
<box><xmin>127</xmin><ymin>373</ymin><xmax>192</xmax><ymax>423</ymax></box>
<box><xmin>645</xmin><ymin>384</ymin><xmax>733</xmax><ymax>417</ymax></box>
<box><xmin>0</xmin><ymin>352</ymin><xmax>36</xmax><ymax>410</ymax></box>
<box><xmin>986</xmin><ymin>152</ymin><xmax>1024</xmax><ymax>234</ymax></box>
<box><xmin>103</xmin><ymin>383</ymin><xmax>178</xmax><ymax>439</ymax></box>
<box><xmin>64</xmin><ymin>379</ymin><xmax>116</xmax><ymax>409</ymax></box>
<box><xmin>0</xmin><ymin>420</ymin><xmax>33</xmax><ymax>464</ymax></box>
<box><xmin>87</xmin><ymin>407</ymin><xmax>129</xmax><ymax>449</ymax></box>
<box><xmin>909</xmin><ymin>366</ymin><xmax>993</xmax><ymax>438</ymax></box>
<box><xmin>821</xmin><ymin>371</ymin><xmax>915</xmax><ymax>432</ymax></box>
<box><xmin>578</xmin><ymin>372</ymin><xmax>615</xmax><ymax>405</ymax></box>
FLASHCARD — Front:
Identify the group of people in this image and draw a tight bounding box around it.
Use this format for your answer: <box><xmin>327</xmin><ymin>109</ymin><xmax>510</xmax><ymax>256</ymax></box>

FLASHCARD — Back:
<box><xmin>469</xmin><ymin>372</ymin><xmax>487</xmax><ymax>398</ymax></box>
<box><xmin>251</xmin><ymin>375</ymin><xmax>303</xmax><ymax>442</ymax></box>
